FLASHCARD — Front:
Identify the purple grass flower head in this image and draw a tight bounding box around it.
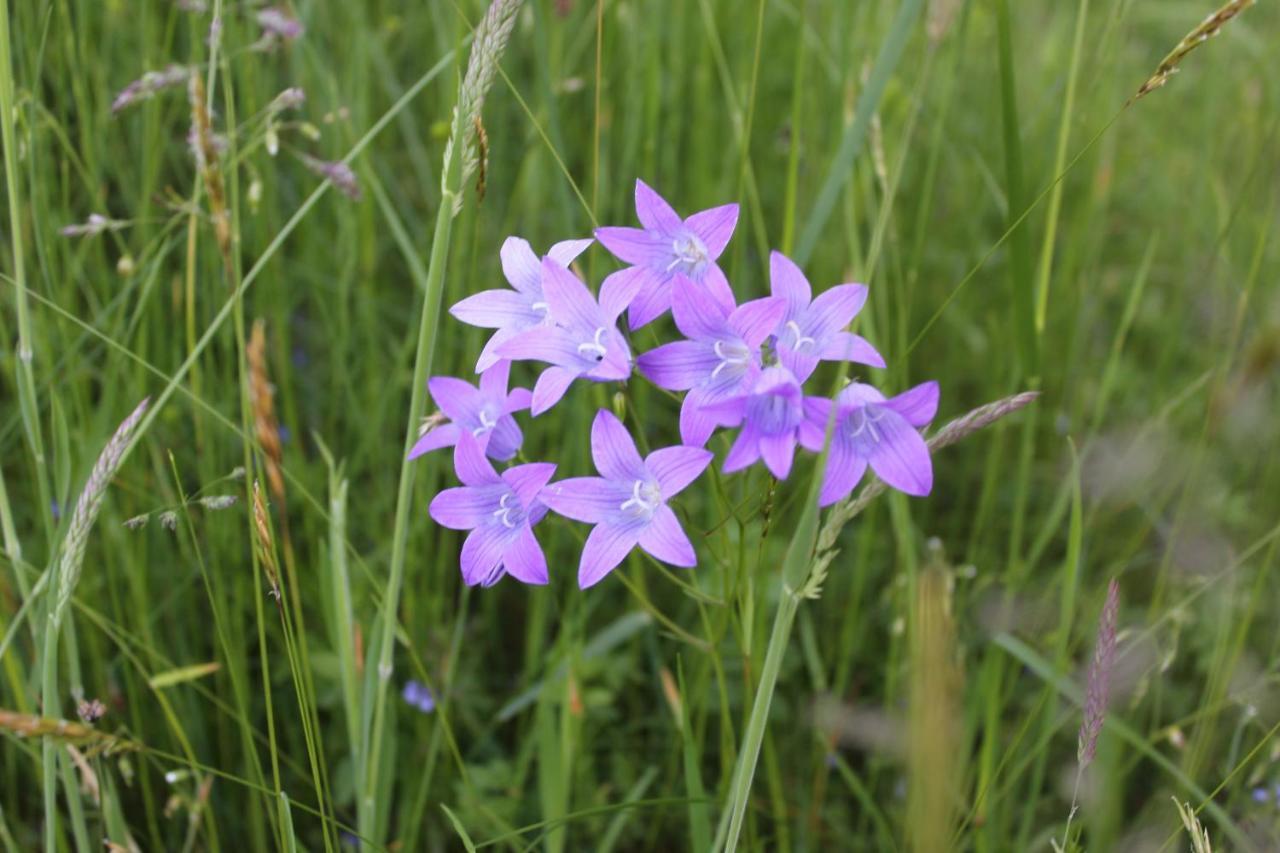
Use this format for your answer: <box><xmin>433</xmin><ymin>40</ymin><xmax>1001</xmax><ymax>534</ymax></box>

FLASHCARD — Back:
<box><xmin>450</xmin><ymin>236</ymin><xmax>593</xmax><ymax>371</ymax></box>
<box><xmin>540</xmin><ymin>410</ymin><xmax>712</xmax><ymax>589</ymax></box>
<box><xmin>800</xmin><ymin>380</ymin><xmax>938</xmax><ymax>505</ymax></box>
<box><xmin>429</xmin><ymin>434</ymin><xmax>556</xmax><ymax>587</ymax></box>
<box><xmin>711</xmin><ymin>366</ymin><xmax>807</xmax><ymax>480</ymax></box>
<box><xmin>768</xmin><ymin>251</ymin><xmax>884</xmax><ymax>383</ymax></box>
<box><xmin>296</xmin><ymin>153</ymin><xmax>361</xmax><ymax>200</ymax></box>
<box><xmin>1078</xmin><ymin>578</ymin><xmax>1120</xmax><ymax>768</ymax></box>
<box><xmin>402</xmin><ymin>680</ymin><xmax>435</xmax><ymax>713</ymax></box>
<box><xmin>637</xmin><ymin>274</ymin><xmax>785</xmax><ymax>447</ymax></box>
<box><xmin>111</xmin><ymin>64</ymin><xmax>192</xmax><ymax>114</ymax></box>
<box><xmin>408</xmin><ymin>360</ymin><xmax>532</xmax><ymax>461</ymax></box>
<box><xmin>595</xmin><ymin>179</ymin><xmax>739</xmax><ymax>330</ymax></box>
<box><xmin>257</xmin><ymin>7</ymin><xmax>304</xmax><ymax>41</ymax></box>
<box><xmin>497</xmin><ymin>259</ymin><xmax>642</xmax><ymax>415</ymax></box>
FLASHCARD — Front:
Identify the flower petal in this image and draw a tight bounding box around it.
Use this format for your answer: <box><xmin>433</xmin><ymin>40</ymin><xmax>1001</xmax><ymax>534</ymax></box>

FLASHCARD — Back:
<box><xmin>505</xmin><ymin>386</ymin><xmax>533</xmax><ymax>413</ymax></box>
<box><xmin>591</xmin><ymin>409</ymin><xmax>645</xmax><ymax>481</ymax></box>
<box><xmin>476</xmin><ymin>327</ymin><xmax>519</xmax><ymax>372</ymax></box>
<box><xmin>627</xmin><ymin>274</ymin><xmax>674</xmax><ymax>330</ymax></box>
<box><xmin>646</xmin><ymin>445</ymin><xmax>712</xmax><ymax>498</ymax></box>
<box><xmin>600</xmin><ymin>266</ymin><xmax>646</xmax><ymax>324</ymax></box>
<box><xmin>679</xmin><ymin>385</ymin><xmax>722</xmax><ymax>447</ymax></box>
<box><xmin>541</xmin><ymin>258</ymin><xmax>603</xmax><ymax>331</ymax></box>
<box><xmin>797</xmin><ymin>397</ymin><xmax>833</xmax><ymax>452</ymax></box>
<box><xmin>818</xmin><ymin>438</ymin><xmax>868</xmax><ymax>507</ymax></box>
<box><xmin>595</xmin><ymin>225</ymin><xmax>665</xmax><ymax>267</ymax></box>
<box><xmin>578</xmin><ymin>521</ymin><xmax>641</xmax><ymax>589</ymax></box>
<box><xmin>758</xmin><ymin>431</ymin><xmax>797</xmax><ymax>480</ymax></box>
<box><xmin>819</xmin><ymin>331</ymin><xmax>885</xmax><ymax>368</ymax></box>
<box><xmin>498</xmin><ymin>327</ymin><xmax>579</xmax><ymax>368</ymax></box>
<box><xmin>540</xmin><ymin>477</ymin><xmax>627</xmax><ymax>524</ymax></box>
<box><xmin>699</xmin><ymin>263</ymin><xmax>738</xmax><ymax>314</ymax></box>
<box><xmin>428</xmin><ymin>484</ymin><xmax>493</xmax><ymax>529</ymax></box>
<box><xmin>637</xmin><ymin>341</ymin><xmax>717</xmax><ymax>391</ymax></box>
<box><xmin>501</xmin><ymin>462</ymin><xmax>557</xmax><ymax>508</ymax></box>
<box><xmin>531</xmin><ymin>366</ymin><xmax>579</xmax><ymax>416</ymax></box>
<box><xmin>685</xmin><ymin>203</ymin><xmax>738</xmax><ymax>259</ymax></box>
<box><xmin>866</xmin><ymin>409</ymin><xmax>933</xmax><ymax>496</ymax></box>
<box><xmin>460</xmin><ymin>527</ymin><xmax>507</xmax><ymax>587</ymax></box>
<box><xmin>722</xmin><ymin>425</ymin><xmax>761</xmax><ymax>474</ymax></box>
<box><xmin>502</xmin><ymin>525</ymin><xmax>548</xmax><ymax>585</ymax></box>
<box><xmin>485</xmin><ymin>416</ymin><xmax>523</xmax><ymax>461</ymax></box>
<box><xmin>499</xmin><ymin>236</ymin><xmax>541</xmax><ymax>294</ymax></box>
<box><xmin>478</xmin><ymin>360</ymin><xmax>511</xmax><ymax>399</ymax></box>
<box><xmin>769</xmin><ymin>251</ymin><xmax>812</xmax><ymax>319</ymax></box>
<box><xmin>546</xmin><ymin>237</ymin><xmax>594</xmax><ymax>268</ymax></box>
<box><xmin>671</xmin><ymin>273</ymin><xmax>731</xmax><ymax>341</ymax></box>
<box><xmin>885</xmin><ymin>381</ymin><xmax>939</xmax><ymax>428</ymax></box>
<box><xmin>453</xmin><ymin>431</ymin><xmax>501</xmax><ymax>487</ymax></box>
<box><xmin>777</xmin><ymin>345</ymin><xmax>819</xmax><ymax>384</ymax></box>
<box><xmin>408</xmin><ymin>422</ymin><xmax>460</xmax><ymax>459</ymax></box>
<box><xmin>428</xmin><ymin>376</ymin><xmax>483</xmax><ymax>422</ymax></box>
<box><xmin>805</xmin><ymin>283</ymin><xmax>869</xmax><ymax>339</ymax></box>
<box><xmin>728</xmin><ymin>296</ymin><xmax>787</xmax><ymax>347</ymax></box>
<box><xmin>638</xmin><ymin>505</ymin><xmax>696</xmax><ymax>567</ymax></box>
<box><xmin>450</xmin><ymin>289</ymin><xmax>540</xmax><ymax>330</ymax></box>
<box><xmin>634</xmin><ymin>178</ymin><xmax>683</xmax><ymax>234</ymax></box>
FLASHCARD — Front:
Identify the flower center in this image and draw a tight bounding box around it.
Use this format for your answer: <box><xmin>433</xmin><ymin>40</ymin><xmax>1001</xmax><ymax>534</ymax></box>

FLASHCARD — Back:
<box><xmin>844</xmin><ymin>405</ymin><xmax>888</xmax><ymax>449</ymax></box>
<box><xmin>785</xmin><ymin>320</ymin><xmax>816</xmax><ymax>351</ymax></box>
<box><xmin>618</xmin><ymin>479</ymin><xmax>662</xmax><ymax>519</ymax></box>
<box><xmin>576</xmin><ymin>326</ymin><xmax>609</xmax><ymax>362</ymax></box>
<box><xmin>710</xmin><ymin>339</ymin><xmax>752</xmax><ymax>381</ymax></box>
<box><xmin>749</xmin><ymin>387</ymin><xmax>802</xmax><ymax>434</ymax></box>
<box><xmin>665</xmin><ymin>233</ymin><xmax>709</xmax><ymax>274</ymax></box>
<box><xmin>530</xmin><ymin>300</ymin><xmax>551</xmax><ymax>317</ymax></box>
<box><xmin>491</xmin><ymin>492</ymin><xmax>522</xmax><ymax>529</ymax></box>
<box><xmin>472</xmin><ymin>407</ymin><xmax>498</xmax><ymax>436</ymax></box>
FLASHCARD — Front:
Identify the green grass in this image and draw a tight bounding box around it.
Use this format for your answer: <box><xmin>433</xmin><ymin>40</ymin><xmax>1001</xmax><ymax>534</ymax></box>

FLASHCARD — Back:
<box><xmin>3</xmin><ymin>0</ymin><xmax>1279</xmax><ymax>850</ymax></box>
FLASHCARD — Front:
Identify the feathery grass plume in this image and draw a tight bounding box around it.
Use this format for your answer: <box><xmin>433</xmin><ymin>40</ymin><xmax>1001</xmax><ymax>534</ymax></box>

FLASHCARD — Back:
<box><xmin>0</xmin><ymin>709</ymin><xmax>138</xmax><ymax>757</ymax></box>
<box><xmin>1078</xmin><ymin>578</ymin><xmax>1119</xmax><ymax>766</ymax></box>
<box><xmin>110</xmin><ymin>64</ymin><xmax>190</xmax><ymax>114</ymax></box>
<box><xmin>188</xmin><ymin>74</ymin><xmax>231</xmax><ymax>268</ymax></box>
<box><xmin>53</xmin><ymin>398</ymin><xmax>149</xmax><ymax>626</ymax></box>
<box><xmin>442</xmin><ymin>0</ymin><xmax>523</xmax><ymax>214</ymax></box>
<box><xmin>295</xmin><ymin>153</ymin><xmax>362</xmax><ymax>200</ymax></box>
<box><xmin>59</xmin><ymin>213</ymin><xmax>127</xmax><ymax>238</ymax></box>
<box><xmin>251</xmin><ymin>480</ymin><xmax>281</xmax><ymax>601</ymax></box>
<box><xmin>247</xmin><ymin>319</ymin><xmax>286</xmax><ymax>502</ymax></box>
<box><xmin>1174</xmin><ymin>799</ymin><xmax>1214</xmax><ymax>853</ymax></box>
<box><xmin>1131</xmin><ymin>0</ymin><xmax>1255</xmax><ymax>103</ymax></box>
<box><xmin>906</xmin><ymin>558</ymin><xmax>962</xmax><ymax>853</ymax></box>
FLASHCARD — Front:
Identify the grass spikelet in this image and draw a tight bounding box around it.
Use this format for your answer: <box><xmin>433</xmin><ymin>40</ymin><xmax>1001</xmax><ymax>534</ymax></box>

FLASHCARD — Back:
<box><xmin>1131</xmin><ymin>0</ymin><xmax>1255</xmax><ymax>103</ymax></box>
<box><xmin>247</xmin><ymin>319</ymin><xmax>285</xmax><ymax>503</ymax></box>
<box><xmin>252</xmin><ymin>480</ymin><xmax>281</xmax><ymax>602</ymax></box>
<box><xmin>1174</xmin><ymin>798</ymin><xmax>1214</xmax><ymax>853</ymax></box>
<box><xmin>1078</xmin><ymin>578</ymin><xmax>1119</xmax><ymax>766</ymax></box>
<box><xmin>0</xmin><ymin>709</ymin><xmax>139</xmax><ymax>757</ymax></box>
<box><xmin>188</xmin><ymin>74</ymin><xmax>231</xmax><ymax>269</ymax></box>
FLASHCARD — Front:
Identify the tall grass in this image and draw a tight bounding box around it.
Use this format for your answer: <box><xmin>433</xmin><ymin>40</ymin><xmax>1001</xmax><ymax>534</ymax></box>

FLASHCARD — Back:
<box><xmin>2</xmin><ymin>0</ymin><xmax>1278</xmax><ymax>850</ymax></box>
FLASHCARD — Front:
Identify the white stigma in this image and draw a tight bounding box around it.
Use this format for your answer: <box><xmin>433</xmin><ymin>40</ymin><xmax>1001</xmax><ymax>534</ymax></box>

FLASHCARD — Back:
<box><xmin>531</xmin><ymin>300</ymin><xmax>550</xmax><ymax>316</ymax></box>
<box><xmin>491</xmin><ymin>492</ymin><xmax>519</xmax><ymax>529</ymax></box>
<box><xmin>576</xmin><ymin>327</ymin><xmax>609</xmax><ymax>361</ymax></box>
<box><xmin>665</xmin><ymin>234</ymin><xmax>709</xmax><ymax>273</ymax></box>
<box><xmin>619</xmin><ymin>479</ymin><xmax>661</xmax><ymax>518</ymax></box>
<box><xmin>710</xmin><ymin>339</ymin><xmax>751</xmax><ymax>381</ymax></box>
<box><xmin>472</xmin><ymin>408</ymin><xmax>498</xmax><ymax>436</ymax></box>
<box><xmin>848</xmin><ymin>406</ymin><xmax>886</xmax><ymax>445</ymax></box>
<box><xmin>786</xmin><ymin>320</ymin><xmax>816</xmax><ymax>351</ymax></box>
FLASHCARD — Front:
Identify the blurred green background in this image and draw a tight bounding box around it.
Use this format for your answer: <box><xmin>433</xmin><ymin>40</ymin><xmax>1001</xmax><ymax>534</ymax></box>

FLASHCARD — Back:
<box><xmin>1</xmin><ymin>0</ymin><xmax>1278</xmax><ymax>849</ymax></box>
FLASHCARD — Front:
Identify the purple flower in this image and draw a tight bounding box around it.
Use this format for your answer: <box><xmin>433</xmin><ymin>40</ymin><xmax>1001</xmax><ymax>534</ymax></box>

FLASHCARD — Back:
<box><xmin>408</xmin><ymin>361</ymin><xmax>532</xmax><ymax>461</ymax></box>
<box><xmin>539</xmin><ymin>410</ymin><xmax>712</xmax><ymax>589</ymax></box>
<box><xmin>595</xmin><ymin>179</ymin><xmax>739</xmax><ymax>330</ymax></box>
<box><xmin>428</xmin><ymin>434</ymin><xmax>556</xmax><ymax>587</ymax></box>
<box><xmin>402</xmin><ymin>680</ymin><xmax>435</xmax><ymax>713</ymax></box>
<box><xmin>799</xmin><ymin>381</ymin><xmax>938</xmax><ymax>505</ymax></box>
<box><xmin>768</xmin><ymin>251</ymin><xmax>884</xmax><ymax>382</ymax></box>
<box><xmin>496</xmin><ymin>259</ymin><xmax>641</xmax><ymax>415</ymax></box>
<box><xmin>637</xmin><ymin>274</ymin><xmax>784</xmax><ymax>447</ymax></box>
<box><xmin>712</xmin><ymin>366</ymin><xmax>807</xmax><ymax>479</ymax></box>
<box><xmin>450</xmin><ymin>236</ymin><xmax>593</xmax><ymax>371</ymax></box>
<box><xmin>257</xmin><ymin>7</ymin><xmax>304</xmax><ymax>41</ymax></box>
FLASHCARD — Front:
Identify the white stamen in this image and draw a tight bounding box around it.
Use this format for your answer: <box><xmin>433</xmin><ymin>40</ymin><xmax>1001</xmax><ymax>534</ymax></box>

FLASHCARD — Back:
<box><xmin>665</xmin><ymin>234</ymin><xmax>708</xmax><ymax>273</ymax></box>
<box><xmin>531</xmin><ymin>300</ymin><xmax>550</xmax><ymax>315</ymax></box>
<box><xmin>786</xmin><ymin>320</ymin><xmax>816</xmax><ymax>351</ymax></box>
<box><xmin>576</xmin><ymin>326</ymin><xmax>609</xmax><ymax>361</ymax></box>
<box><xmin>491</xmin><ymin>492</ymin><xmax>519</xmax><ymax>528</ymax></box>
<box><xmin>472</xmin><ymin>408</ymin><xmax>498</xmax><ymax>436</ymax></box>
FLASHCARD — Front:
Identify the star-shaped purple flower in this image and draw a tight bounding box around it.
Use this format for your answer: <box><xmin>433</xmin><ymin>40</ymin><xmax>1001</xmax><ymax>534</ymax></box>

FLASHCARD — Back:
<box><xmin>539</xmin><ymin>410</ymin><xmax>712</xmax><ymax>589</ymax></box>
<box><xmin>711</xmin><ymin>365</ymin><xmax>807</xmax><ymax>479</ymax></box>
<box><xmin>407</xmin><ymin>360</ymin><xmax>532</xmax><ymax>461</ymax></box>
<box><xmin>428</xmin><ymin>434</ymin><xmax>556</xmax><ymax>587</ymax></box>
<box><xmin>450</xmin><ymin>235</ymin><xmax>594</xmax><ymax>371</ymax></box>
<box><xmin>768</xmin><ymin>251</ymin><xmax>884</xmax><ymax>383</ymax></box>
<box><xmin>636</xmin><ymin>274</ymin><xmax>785</xmax><ymax>448</ymax></box>
<box><xmin>497</xmin><ymin>258</ymin><xmax>641</xmax><ymax>416</ymax></box>
<box><xmin>595</xmin><ymin>179</ymin><xmax>739</xmax><ymax>331</ymax></box>
<box><xmin>799</xmin><ymin>380</ymin><xmax>938</xmax><ymax>506</ymax></box>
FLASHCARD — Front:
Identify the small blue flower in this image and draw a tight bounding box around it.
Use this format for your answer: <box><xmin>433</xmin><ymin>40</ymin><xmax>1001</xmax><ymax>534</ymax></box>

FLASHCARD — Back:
<box><xmin>402</xmin><ymin>680</ymin><xmax>435</xmax><ymax>714</ymax></box>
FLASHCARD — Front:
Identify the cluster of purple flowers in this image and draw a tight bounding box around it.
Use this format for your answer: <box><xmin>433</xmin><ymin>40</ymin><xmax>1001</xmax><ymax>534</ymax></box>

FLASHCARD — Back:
<box><xmin>414</xmin><ymin>180</ymin><xmax>938</xmax><ymax>589</ymax></box>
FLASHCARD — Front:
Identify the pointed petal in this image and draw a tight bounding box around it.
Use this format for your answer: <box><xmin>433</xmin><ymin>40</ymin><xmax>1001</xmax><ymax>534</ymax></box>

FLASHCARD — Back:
<box><xmin>866</xmin><ymin>410</ymin><xmax>933</xmax><ymax>496</ymax></box>
<box><xmin>798</xmin><ymin>397</ymin><xmax>833</xmax><ymax>452</ymax></box>
<box><xmin>637</xmin><ymin>341</ymin><xmax>717</xmax><ymax>391</ymax></box>
<box><xmin>638</xmin><ymin>505</ymin><xmax>697</xmax><ymax>567</ymax></box>
<box><xmin>646</xmin><ymin>445</ymin><xmax>712</xmax><ymax>498</ymax></box>
<box><xmin>634</xmin><ymin>178</ymin><xmax>683</xmax><ymax>233</ymax></box>
<box><xmin>453</xmin><ymin>432</ymin><xmax>501</xmax><ymax>487</ymax></box>
<box><xmin>460</xmin><ymin>527</ymin><xmax>507</xmax><ymax>587</ymax></box>
<box><xmin>728</xmin><ymin>296</ymin><xmax>787</xmax><ymax>347</ymax></box>
<box><xmin>478</xmin><ymin>360</ymin><xmax>510</xmax><ymax>399</ymax></box>
<box><xmin>591</xmin><ymin>409</ymin><xmax>645</xmax><ymax>481</ymax></box>
<box><xmin>685</xmin><ymin>203</ymin><xmax>738</xmax><ymax>259</ymax></box>
<box><xmin>819</xmin><ymin>438</ymin><xmax>867</xmax><ymax>507</ymax></box>
<box><xmin>777</xmin><ymin>345</ymin><xmax>819</xmax><ymax>384</ymax></box>
<box><xmin>679</xmin><ymin>385</ymin><xmax>722</xmax><ymax>447</ymax></box>
<box><xmin>600</xmin><ymin>266</ymin><xmax>646</xmax><ymax>324</ymax></box>
<box><xmin>885</xmin><ymin>381</ymin><xmax>940</xmax><ymax>428</ymax></box>
<box><xmin>699</xmin><ymin>263</ymin><xmax>737</xmax><ymax>314</ymax></box>
<box><xmin>627</xmin><ymin>274</ymin><xmax>674</xmax><ymax>330</ymax></box>
<box><xmin>476</xmin><ymin>327</ymin><xmax>519</xmax><ymax>372</ymax></box>
<box><xmin>531</xmin><ymin>366</ymin><xmax>579</xmax><ymax>416</ymax></box>
<box><xmin>819</xmin><ymin>332</ymin><xmax>885</xmax><ymax>368</ymax></box>
<box><xmin>722</xmin><ymin>425</ymin><xmax>761</xmax><ymax>474</ymax></box>
<box><xmin>541</xmin><ymin>257</ymin><xmax>602</xmax><ymax>330</ymax></box>
<box><xmin>546</xmin><ymin>237</ymin><xmax>594</xmax><ymax>268</ymax></box>
<box><xmin>595</xmin><ymin>225</ymin><xmax>665</xmax><ymax>267</ymax></box>
<box><xmin>485</xmin><ymin>416</ymin><xmax>523</xmax><ymax>461</ymax></box>
<box><xmin>540</xmin><ymin>476</ymin><xmax>628</xmax><ymax>524</ymax></box>
<box><xmin>408</xmin><ymin>423</ymin><xmax>460</xmax><ymax>459</ymax></box>
<box><xmin>450</xmin><ymin>289</ymin><xmax>540</xmax><ymax>330</ymax></box>
<box><xmin>427</xmin><ymin>376</ymin><xmax>482</xmax><ymax>422</ymax></box>
<box><xmin>836</xmin><ymin>382</ymin><xmax>887</xmax><ymax>409</ymax></box>
<box><xmin>671</xmin><ymin>273</ymin><xmax>731</xmax><ymax>340</ymax></box>
<box><xmin>505</xmin><ymin>387</ymin><xmax>533</xmax><ymax>413</ymax></box>
<box><xmin>806</xmin><ymin>283</ymin><xmax>869</xmax><ymax>339</ymax></box>
<box><xmin>759</xmin><ymin>432</ymin><xmax>797</xmax><ymax>479</ymax></box>
<box><xmin>585</xmin><ymin>329</ymin><xmax>634</xmax><ymax>382</ymax></box>
<box><xmin>428</xmin><ymin>485</ymin><xmax>491</xmax><ymax>529</ymax></box>
<box><xmin>499</xmin><ymin>236</ymin><xmax>541</xmax><ymax>294</ymax></box>
<box><xmin>502</xmin><ymin>525</ymin><xmax>548</xmax><ymax>585</ymax></box>
<box><xmin>578</xmin><ymin>521</ymin><xmax>641</xmax><ymax>589</ymax></box>
<box><xmin>501</xmin><ymin>462</ymin><xmax>557</xmax><ymax>508</ymax></box>
<box><xmin>498</xmin><ymin>327</ymin><xmax>579</xmax><ymax>368</ymax></box>
<box><xmin>769</xmin><ymin>251</ymin><xmax>812</xmax><ymax>318</ymax></box>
